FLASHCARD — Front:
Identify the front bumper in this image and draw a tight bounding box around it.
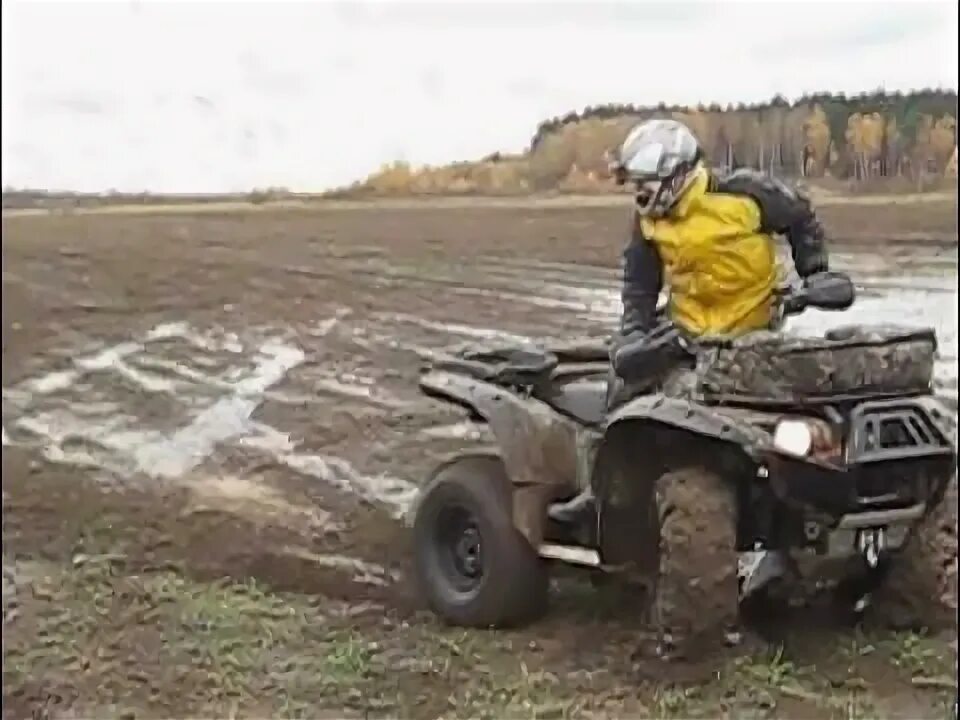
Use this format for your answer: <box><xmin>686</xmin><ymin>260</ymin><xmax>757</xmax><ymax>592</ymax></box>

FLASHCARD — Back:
<box><xmin>740</xmin><ymin>503</ymin><xmax>928</xmax><ymax>597</ymax></box>
<box><xmin>768</xmin><ymin>454</ymin><xmax>952</xmax><ymax>515</ymax></box>
<box><xmin>823</xmin><ymin>502</ymin><xmax>925</xmax><ymax>560</ymax></box>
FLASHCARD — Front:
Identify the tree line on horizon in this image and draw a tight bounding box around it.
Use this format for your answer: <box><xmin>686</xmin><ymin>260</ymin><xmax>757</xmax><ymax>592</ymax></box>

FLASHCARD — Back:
<box><xmin>524</xmin><ymin>89</ymin><xmax>957</xmax><ymax>184</ymax></box>
<box><xmin>347</xmin><ymin>89</ymin><xmax>957</xmax><ymax>196</ymax></box>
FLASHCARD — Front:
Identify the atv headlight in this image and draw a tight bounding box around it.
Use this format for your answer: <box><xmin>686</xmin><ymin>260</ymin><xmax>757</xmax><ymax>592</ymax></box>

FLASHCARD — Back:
<box><xmin>773</xmin><ymin>420</ymin><xmax>814</xmax><ymax>457</ymax></box>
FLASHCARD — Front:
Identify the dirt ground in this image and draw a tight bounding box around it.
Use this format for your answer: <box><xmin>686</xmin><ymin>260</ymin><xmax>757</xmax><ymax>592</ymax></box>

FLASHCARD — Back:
<box><xmin>2</xmin><ymin>196</ymin><xmax>958</xmax><ymax>719</ymax></box>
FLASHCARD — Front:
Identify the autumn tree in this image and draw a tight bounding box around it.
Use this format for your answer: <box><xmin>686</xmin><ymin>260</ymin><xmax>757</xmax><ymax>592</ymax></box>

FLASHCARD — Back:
<box><xmin>802</xmin><ymin>104</ymin><xmax>831</xmax><ymax>176</ymax></box>
<box><xmin>884</xmin><ymin>116</ymin><xmax>903</xmax><ymax>177</ymax></box>
<box><xmin>930</xmin><ymin>115</ymin><xmax>957</xmax><ymax>171</ymax></box>
<box><xmin>912</xmin><ymin>114</ymin><xmax>936</xmax><ymax>178</ymax></box>
<box><xmin>845</xmin><ymin>112</ymin><xmax>885</xmax><ymax>179</ymax></box>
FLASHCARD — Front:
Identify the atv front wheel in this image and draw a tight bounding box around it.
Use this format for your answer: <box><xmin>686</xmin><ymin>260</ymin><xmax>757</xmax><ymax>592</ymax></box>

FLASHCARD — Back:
<box><xmin>413</xmin><ymin>455</ymin><xmax>548</xmax><ymax>628</ymax></box>
<box><xmin>652</xmin><ymin>467</ymin><xmax>740</xmax><ymax>657</ymax></box>
<box><xmin>868</xmin><ymin>479</ymin><xmax>957</xmax><ymax>630</ymax></box>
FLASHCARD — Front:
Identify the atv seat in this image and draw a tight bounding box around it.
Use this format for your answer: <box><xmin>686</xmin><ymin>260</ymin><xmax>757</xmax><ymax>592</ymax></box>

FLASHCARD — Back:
<box><xmin>427</xmin><ymin>341</ymin><xmax>611</xmax><ymax>426</ymax></box>
<box><xmin>430</xmin><ymin>346</ymin><xmax>558</xmax><ymax>387</ymax></box>
<box><xmin>536</xmin><ymin>379</ymin><xmax>608</xmax><ymax>426</ymax></box>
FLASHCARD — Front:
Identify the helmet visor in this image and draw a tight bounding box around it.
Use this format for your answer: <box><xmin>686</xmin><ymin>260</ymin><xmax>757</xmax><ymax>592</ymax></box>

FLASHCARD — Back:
<box><xmin>623</xmin><ymin>141</ymin><xmax>667</xmax><ymax>179</ymax></box>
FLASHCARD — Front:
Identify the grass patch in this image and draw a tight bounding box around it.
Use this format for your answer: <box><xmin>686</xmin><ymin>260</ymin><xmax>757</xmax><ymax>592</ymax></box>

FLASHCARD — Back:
<box><xmin>652</xmin><ymin>684</ymin><xmax>704</xmax><ymax>718</ymax></box>
<box><xmin>1</xmin><ymin>555</ymin><xmax>387</xmax><ymax>718</ymax></box>
<box><xmin>886</xmin><ymin>631</ymin><xmax>952</xmax><ymax>678</ymax></box>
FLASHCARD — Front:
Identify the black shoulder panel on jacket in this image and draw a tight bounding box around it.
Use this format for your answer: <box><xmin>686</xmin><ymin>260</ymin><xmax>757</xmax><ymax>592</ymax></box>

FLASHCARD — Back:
<box><xmin>711</xmin><ymin>169</ymin><xmax>829</xmax><ymax>277</ymax></box>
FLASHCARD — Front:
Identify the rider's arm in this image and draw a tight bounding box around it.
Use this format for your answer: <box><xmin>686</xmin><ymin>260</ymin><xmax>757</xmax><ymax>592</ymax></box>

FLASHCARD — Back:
<box><xmin>715</xmin><ymin>170</ymin><xmax>829</xmax><ymax>278</ymax></box>
<box><xmin>620</xmin><ymin>221</ymin><xmax>663</xmax><ymax>335</ymax></box>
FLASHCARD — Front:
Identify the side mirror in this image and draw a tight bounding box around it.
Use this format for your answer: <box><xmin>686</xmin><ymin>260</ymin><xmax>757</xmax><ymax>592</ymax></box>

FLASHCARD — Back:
<box><xmin>801</xmin><ymin>271</ymin><xmax>855</xmax><ymax>311</ymax></box>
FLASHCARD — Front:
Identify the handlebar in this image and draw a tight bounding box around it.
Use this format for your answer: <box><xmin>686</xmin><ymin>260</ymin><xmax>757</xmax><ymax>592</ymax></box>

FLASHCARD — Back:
<box><xmin>779</xmin><ymin>271</ymin><xmax>856</xmax><ymax>316</ymax></box>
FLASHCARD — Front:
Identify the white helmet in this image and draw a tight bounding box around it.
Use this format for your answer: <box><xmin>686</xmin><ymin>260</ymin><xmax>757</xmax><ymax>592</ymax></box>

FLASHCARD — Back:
<box><xmin>612</xmin><ymin>119</ymin><xmax>702</xmax><ymax>218</ymax></box>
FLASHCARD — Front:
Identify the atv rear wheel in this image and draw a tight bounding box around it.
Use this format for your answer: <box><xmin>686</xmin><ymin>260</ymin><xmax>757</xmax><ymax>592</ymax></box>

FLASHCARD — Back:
<box><xmin>652</xmin><ymin>467</ymin><xmax>740</xmax><ymax>658</ymax></box>
<box><xmin>414</xmin><ymin>455</ymin><xmax>548</xmax><ymax>628</ymax></box>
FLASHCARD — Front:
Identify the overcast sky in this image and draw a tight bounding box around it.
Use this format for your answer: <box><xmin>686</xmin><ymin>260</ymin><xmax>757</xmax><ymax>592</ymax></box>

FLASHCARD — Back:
<box><xmin>2</xmin><ymin>0</ymin><xmax>957</xmax><ymax>193</ymax></box>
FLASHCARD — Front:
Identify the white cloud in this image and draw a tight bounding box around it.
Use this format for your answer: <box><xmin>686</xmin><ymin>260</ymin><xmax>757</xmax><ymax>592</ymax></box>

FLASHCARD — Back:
<box><xmin>2</xmin><ymin>0</ymin><xmax>957</xmax><ymax>193</ymax></box>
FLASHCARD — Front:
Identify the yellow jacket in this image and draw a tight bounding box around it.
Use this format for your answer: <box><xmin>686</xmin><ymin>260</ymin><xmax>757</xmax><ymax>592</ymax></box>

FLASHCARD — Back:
<box><xmin>621</xmin><ymin>165</ymin><xmax>829</xmax><ymax>338</ymax></box>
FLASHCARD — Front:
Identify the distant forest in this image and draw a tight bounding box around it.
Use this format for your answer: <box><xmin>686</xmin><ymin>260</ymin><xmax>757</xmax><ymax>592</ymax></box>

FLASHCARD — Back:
<box><xmin>350</xmin><ymin>89</ymin><xmax>959</xmax><ymax>196</ymax></box>
<box><xmin>525</xmin><ymin>89</ymin><xmax>958</xmax><ymax>182</ymax></box>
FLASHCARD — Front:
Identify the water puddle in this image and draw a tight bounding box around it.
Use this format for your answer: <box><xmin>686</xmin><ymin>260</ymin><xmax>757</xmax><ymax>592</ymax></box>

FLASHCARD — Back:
<box><xmin>309</xmin><ymin>371</ymin><xmax>406</xmax><ymax>409</ymax></box>
<box><xmin>146</xmin><ymin>321</ymin><xmax>244</xmax><ymax>353</ymax></box>
<box><xmin>241</xmin><ymin>424</ymin><xmax>418</xmax><ymax>519</ymax></box>
<box><xmin>472</xmin><ymin>259</ymin><xmax>620</xmax><ymax>290</ymax></box>
<box><xmin>128</xmin><ymin>355</ymin><xmax>231</xmax><ymax>390</ymax></box>
<box><xmin>514</xmin><ymin>250</ymin><xmax>959</xmax><ymax>402</ymax></box>
<box><xmin>4</xmin><ymin>313</ymin><xmax>416</xmax><ymax>594</ymax></box>
<box><xmin>468</xmin><ymin>255</ymin><xmax>621</xmax><ymax>282</ymax></box>
<box><xmin>374</xmin><ymin>312</ymin><xmax>536</xmax><ymax>345</ymax></box>
<box><xmin>307</xmin><ymin>306</ymin><xmax>353</xmax><ymax>338</ymax></box>
<box><xmin>24</xmin><ymin>369</ymin><xmax>80</xmax><ymax>395</ymax></box>
<box><xmin>4</xmin><ymin>322</ymin><xmax>306</xmax><ymax>481</ymax></box>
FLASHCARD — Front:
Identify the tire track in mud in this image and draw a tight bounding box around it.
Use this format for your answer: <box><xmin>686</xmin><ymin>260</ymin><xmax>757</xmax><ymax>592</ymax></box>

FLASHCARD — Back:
<box><xmin>347</xmin><ymin>250</ymin><xmax>958</xmax><ymax>402</ymax></box>
<box><xmin>0</xmin><ymin>302</ymin><xmax>518</xmax><ymax>596</ymax></box>
<box><xmin>289</xmin><ymin>244</ymin><xmax>959</xmax><ymax>523</ymax></box>
<box><xmin>351</xmin><ymin>249</ymin><xmax>959</xmax><ymax>401</ymax></box>
<box><xmin>2</xmin><ymin>247</ymin><xmax>590</xmax><ymax>595</ymax></box>
<box><xmin>0</xmin><ymin>317</ymin><xmax>418</xmax><ymax>585</ymax></box>
<box><xmin>278</xmin><ymin>244</ymin><xmax>957</xmax><ymax>335</ymax></box>
<box><xmin>4</xmin><ymin>209</ymin><xmax>957</xmax><ymax>720</ymax></box>
<box><xmin>8</xmin><ymin>244</ymin><xmax>955</xmax><ymax>485</ymax></box>
<box><xmin>3</xmin><ymin>242</ymin><xmax>957</xmax><ymax>603</ymax></box>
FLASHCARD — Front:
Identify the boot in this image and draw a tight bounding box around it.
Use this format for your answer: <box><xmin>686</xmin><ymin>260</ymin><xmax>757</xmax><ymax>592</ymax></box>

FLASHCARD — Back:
<box><xmin>738</xmin><ymin>549</ymin><xmax>789</xmax><ymax>599</ymax></box>
<box><xmin>548</xmin><ymin>488</ymin><xmax>596</xmax><ymax>527</ymax></box>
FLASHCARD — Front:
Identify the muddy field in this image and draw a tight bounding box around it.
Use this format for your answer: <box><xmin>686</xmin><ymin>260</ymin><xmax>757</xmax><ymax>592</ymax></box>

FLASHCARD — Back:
<box><xmin>2</xmin><ymin>197</ymin><xmax>958</xmax><ymax>719</ymax></box>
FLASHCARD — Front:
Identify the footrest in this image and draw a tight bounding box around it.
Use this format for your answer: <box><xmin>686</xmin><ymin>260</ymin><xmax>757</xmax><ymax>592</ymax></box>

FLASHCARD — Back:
<box><xmin>538</xmin><ymin>543</ymin><xmax>601</xmax><ymax>567</ymax></box>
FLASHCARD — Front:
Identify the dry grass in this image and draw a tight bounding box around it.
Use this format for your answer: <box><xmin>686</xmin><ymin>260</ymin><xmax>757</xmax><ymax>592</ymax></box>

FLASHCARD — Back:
<box><xmin>2</xmin><ymin>188</ymin><xmax>955</xmax><ymax>221</ymax></box>
<box><xmin>7</xmin><ymin>543</ymin><xmax>954</xmax><ymax>719</ymax></box>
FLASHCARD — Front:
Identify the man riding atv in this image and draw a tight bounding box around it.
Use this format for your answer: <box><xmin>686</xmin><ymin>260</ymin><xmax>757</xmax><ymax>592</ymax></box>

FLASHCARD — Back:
<box><xmin>413</xmin><ymin>118</ymin><xmax>954</xmax><ymax>664</ymax></box>
<box><xmin>549</xmin><ymin>118</ymin><xmax>831</xmax><ymax>528</ymax></box>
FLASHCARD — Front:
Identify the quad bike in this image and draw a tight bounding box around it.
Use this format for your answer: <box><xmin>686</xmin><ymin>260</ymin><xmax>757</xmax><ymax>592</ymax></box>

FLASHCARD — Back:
<box><xmin>412</xmin><ymin>272</ymin><xmax>957</xmax><ymax>653</ymax></box>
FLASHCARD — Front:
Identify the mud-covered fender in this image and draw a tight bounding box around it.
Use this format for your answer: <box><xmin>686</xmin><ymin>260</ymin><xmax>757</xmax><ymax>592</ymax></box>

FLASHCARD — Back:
<box><xmin>420</xmin><ymin>370</ymin><xmax>585</xmax><ymax>543</ymax></box>
<box><xmin>592</xmin><ymin>393</ymin><xmax>775</xmax><ymax>567</ymax></box>
<box><xmin>605</xmin><ymin>393</ymin><xmax>775</xmax><ymax>456</ymax></box>
<box><xmin>407</xmin><ymin>449</ymin><xmax>501</xmax><ymax>528</ymax></box>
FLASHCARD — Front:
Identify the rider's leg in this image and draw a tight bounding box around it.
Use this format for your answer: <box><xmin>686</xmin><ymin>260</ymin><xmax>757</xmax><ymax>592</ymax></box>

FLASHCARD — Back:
<box><xmin>547</xmin><ymin>367</ymin><xmax>627</xmax><ymax>527</ymax></box>
<box><xmin>546</xmin><ymin>488</ymin><xmax>596</xmax><ymax>525</ymax></box>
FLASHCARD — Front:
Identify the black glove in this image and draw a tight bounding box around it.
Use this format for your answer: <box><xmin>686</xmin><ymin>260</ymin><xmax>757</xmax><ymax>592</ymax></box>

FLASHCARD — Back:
<box><xmin>612</xmin><ymin>320</ymin><xmax>689</xmax><ymax>381</ymax></box>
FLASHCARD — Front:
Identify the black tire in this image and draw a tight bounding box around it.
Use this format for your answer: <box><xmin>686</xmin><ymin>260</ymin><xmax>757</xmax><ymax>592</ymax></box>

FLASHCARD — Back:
<box><xmin>652</xmin><ymin>467</ymin><xmax>739</xmax><ymax>657</ymax></box>
<box><xmin>591</xmin><ymin>496</ymin><xmax>658</xmax><ymax>600</ymax></box>
<box><xmin>413</xmin><ymin>455</ymin><xmax>548</xmax><ymax>628</ymax></box>
<box><xmin>868</xmin><ymin>480</ymin><xmax>958</xmax><ymax>631</ymax></box>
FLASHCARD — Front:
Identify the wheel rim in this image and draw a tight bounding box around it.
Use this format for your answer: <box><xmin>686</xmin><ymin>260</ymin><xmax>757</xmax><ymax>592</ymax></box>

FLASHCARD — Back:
<box><xmin>435</xmin><ymin>505</ymin><xmax>485</xmax><ymax>594</ymax></box>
